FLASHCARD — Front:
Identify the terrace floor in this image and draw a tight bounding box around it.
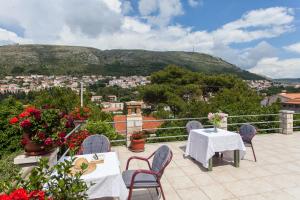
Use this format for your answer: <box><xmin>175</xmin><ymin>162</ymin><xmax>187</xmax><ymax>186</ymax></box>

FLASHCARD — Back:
<box><xmin>112</xmin><ymin>132</ymin><xmax>300</xmax><ymax>200</ymax></box>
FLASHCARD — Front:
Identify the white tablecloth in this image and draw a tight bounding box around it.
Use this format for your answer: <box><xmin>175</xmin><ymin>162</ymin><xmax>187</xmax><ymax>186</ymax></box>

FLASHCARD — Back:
<box><xmin>63</xmin><ymin>152</ymin><xmax>128</xmax><ymax>200</ymax></box>
<box><xmin>185</xmin><ymin>128</ymin><xmax>246</xmax><ymax>168</ymax></box>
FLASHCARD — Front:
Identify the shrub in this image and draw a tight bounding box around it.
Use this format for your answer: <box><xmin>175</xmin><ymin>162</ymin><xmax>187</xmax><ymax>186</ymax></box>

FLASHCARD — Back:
<box><xmin>0</xmin><ymin>151</ymin><xmax>21</xmax><ymax>184</ymax></box>
<box><xmin>84</xmin><ymin>121</ymin><xmax>118</xmax><ymax>140</ymax></box>
<box><xmin>154</xmin><ymin>121</ymin><xmax>187</xmax><ymax>142</ymax></box>
<box><xmin>0</xmin><ymin>157</ymin><xmax>89</xmax><ymax>200</ymax></box>
<box><xmin>0</xmin><ymin>97</ymin><xmax>23</xmax><ymax>156</ymax></box>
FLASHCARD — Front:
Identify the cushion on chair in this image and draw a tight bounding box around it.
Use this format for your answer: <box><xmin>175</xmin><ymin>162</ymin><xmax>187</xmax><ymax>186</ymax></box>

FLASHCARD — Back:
<box><xmin>186</xmin><ymin>121</ymin><xmax>203</xmax><ymax>134</ymax></box>
<box><xmin>122</xmin><ymin>170</ymin><xmax>158</xmax><ymax>188</ymax></box>
<box><xmin>239</xmin><ymin>124</ymin><xmax>256</xmax><ymax>144</ymax></box>
<box><xmin>81</xmin><ymin>134</ymin><xmax>110</xmax><ymax>154</ymax></box>
<box><xmin>151</xmin><ymin>145</ymin><xmax>171</xmax><ymax>173</ymax></box>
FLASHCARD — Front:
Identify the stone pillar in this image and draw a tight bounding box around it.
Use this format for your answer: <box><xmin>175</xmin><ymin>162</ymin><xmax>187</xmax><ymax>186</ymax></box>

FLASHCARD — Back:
<box><xmin>125</xmin><ymin>101</ymin><xmax>143</xmax><ymax>147</ymax></box>
<box><xmin>219</xmin><ymin>113</ymin><xmax>228</xmax><ymax>130</ymax></box>
<box><xmin>280</xmin><ymin>110</ymin><xmax>294</xmax><ymax>135</ymax></box>
<box><xmin>14</xmin><ymin>148</ymin><xmax>59</xmax><ymax>178</ymax></box>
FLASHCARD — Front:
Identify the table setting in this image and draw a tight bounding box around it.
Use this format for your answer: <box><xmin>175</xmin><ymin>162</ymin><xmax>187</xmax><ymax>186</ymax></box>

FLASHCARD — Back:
<box><xmin>185</xmin><ymin>112</ymin><xmax>246</xmax><ymax>171</ymax></box>
<box><xmin>62</xmin><ymin>152</ymin><xmax>128</xmax><ymax>200</ymax></box>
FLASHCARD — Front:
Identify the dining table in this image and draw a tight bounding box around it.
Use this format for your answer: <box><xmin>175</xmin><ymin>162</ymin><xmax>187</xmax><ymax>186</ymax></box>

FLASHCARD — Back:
<box><xmin>185</xmin><ymin>128</ymin><xmax>246</xmax><ymax>171</ymax></box>
<box><xmin>62</xmin><ymin>152</ymin><xmax>128</xmax><ymax>200</ymax></box>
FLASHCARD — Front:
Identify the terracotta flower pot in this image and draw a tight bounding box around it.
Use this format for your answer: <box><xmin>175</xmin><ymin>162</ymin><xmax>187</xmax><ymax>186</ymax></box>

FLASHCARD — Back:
<box><xmin>22</xmin><ymin>133</ymin><xmax>54</xmax><ymax>156</ymax></box>
<box><xmin>130</xmin><ymin>138</ymin><xmax>145</xmax><ymax>152</ymax></box>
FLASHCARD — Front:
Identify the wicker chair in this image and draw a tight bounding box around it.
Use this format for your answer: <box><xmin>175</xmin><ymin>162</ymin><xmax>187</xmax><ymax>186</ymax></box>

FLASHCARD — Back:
<box><xmin>239</xmin><ymin>124</ymin><xmax>257</xmax><ymax>162</ymax></box>
<box><xmin>186</xmin><ymin>120</ymin><xmax>203</xmax><ymax>134</ymax></box>
<box><xmin>122</xmin><ymin>145</ymin><xmax>173</xmax><ymax>200</ymax></box>
<box><xmin>81</xmin><ymin>134</ymin><xmax>110</xmax><ymax>154</ymax></box>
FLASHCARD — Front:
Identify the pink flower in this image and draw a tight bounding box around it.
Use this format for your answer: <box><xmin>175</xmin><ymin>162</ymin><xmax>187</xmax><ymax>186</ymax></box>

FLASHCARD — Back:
<box><xmin>208</xmin><ymin>113</ymin><xmax>213</xmax><ymax>120</ymax></box>
<box><xmin>44</xmin><ymin>138</ymin><xmax>53</xmax><ymax>146</ymax></box>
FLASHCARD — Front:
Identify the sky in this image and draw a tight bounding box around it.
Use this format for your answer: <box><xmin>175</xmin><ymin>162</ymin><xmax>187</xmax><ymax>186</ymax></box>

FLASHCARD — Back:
<box><xmin>0</xmin><ymin>0</ymin><xmax>300</xmax><ymax>79</ymax></box>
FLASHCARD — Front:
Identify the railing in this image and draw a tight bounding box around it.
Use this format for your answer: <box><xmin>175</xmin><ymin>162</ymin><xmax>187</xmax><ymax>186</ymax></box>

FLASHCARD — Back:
<box><xmin>59</xmin><ymin>111</ymin><xmax>300</xmax><ymax>161</ymax></box>
<box><xmin>294</xmin><ymin>113</ymin><xmax>300</xmax><ymax>131</ymax></box>
<box><xmin>58</xmin><ymin>113</ymin><xmax>286</xmax><ymax>160</ymax></box>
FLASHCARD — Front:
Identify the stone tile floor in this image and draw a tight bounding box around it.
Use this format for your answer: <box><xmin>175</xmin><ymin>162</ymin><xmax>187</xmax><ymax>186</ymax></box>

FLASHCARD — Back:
<box><xmin>112</xmin><ymin>133</ymin><xmax>300</xmax><ymax>200</ymax></box>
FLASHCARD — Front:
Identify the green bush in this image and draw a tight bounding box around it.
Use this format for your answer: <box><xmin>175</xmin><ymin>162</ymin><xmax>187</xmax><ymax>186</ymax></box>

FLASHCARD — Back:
<box><xmin>87</xmin><ymin>103</ymin><xmax>113</xmax><ymax>121</ymax></box>
<box><xmin>84</xmin><ymin>121</ymin><xmax>118</xmax><ymax>140</ymax></box>
<box><xmin>0</xmin><ymin>157</ymin><xmax>89</xmax><ymax>199</ymax></box>
<box><xmin>0</xmin><ymin>151</ymin><xmax>21</xmax><ymax>183</ymax></box>
<box><xmin>0</xmin><ymin>97</ymin><xmax>23</xmax><ymax>157</ymax></box>
<box><xmin>154</xmin><ymin>121</ymin><xmax>187</xmax><ymax>142</ymax></box>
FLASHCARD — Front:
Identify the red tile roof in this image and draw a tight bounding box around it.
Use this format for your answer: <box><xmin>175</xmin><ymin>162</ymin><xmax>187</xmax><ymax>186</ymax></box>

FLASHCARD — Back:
<box><xmin>279</xmin><ymin>93</ymin><xmax>300</xmax><ymax>100</ymax></box>
<box><xmin>113</xmin><ymin>115</ymin><xmax>163</xmax><ymax>134</ymax></box>
<box><xmin>284</xmin><ymin>100</ymin><xmax>300</xmax><ymax>105</ymax></box>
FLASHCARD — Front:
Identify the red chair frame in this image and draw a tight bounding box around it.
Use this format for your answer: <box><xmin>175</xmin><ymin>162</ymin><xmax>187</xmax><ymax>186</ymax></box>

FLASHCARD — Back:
<box><xmin>125</xmin><ymin>149</ymin><xmax>173</xmax><ymax>200</ymax></box>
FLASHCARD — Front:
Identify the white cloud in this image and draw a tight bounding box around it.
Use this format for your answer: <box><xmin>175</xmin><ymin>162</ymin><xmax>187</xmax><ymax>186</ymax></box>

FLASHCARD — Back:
<box><xmin>0</xmin><ymin>28</ymin><xmax>30</xmax><ymax>44</ymax></box>
<box><xmin>284</xmin><ymin>42</ymin><xmax>300</xmax><ymax>54</ymax></box>
<box><xmin>208</xmin><ymin>41</ymin><xmax>278</xmax><ymax>70</ymax></box>
<box><xmin>188</xmin><ymin>0</ymin><xmax>203</xmax><ymax>7</ymax></box>
<box><xmin>0</xmin><ymin>1</ymin><xmax>297</xmax><ymax>78</ymax></box>
<box><xmin>249</xmin><ymin>57</ymin><xmax>300</xmax><ymax>78</ymax></box>
<box><xmin>138</xmin><ymin>0</ymin><xmax>183</xmax><ymax>26</ymax></box>
<box><xmin>63</xmin><ymin>0</ymin><xmax>122</xmax><ymax>37</ymax></box>
<box><xmin>212</xmin><ymin>7</ymin><xmax>294</xmax><ymax>44</ymax></box>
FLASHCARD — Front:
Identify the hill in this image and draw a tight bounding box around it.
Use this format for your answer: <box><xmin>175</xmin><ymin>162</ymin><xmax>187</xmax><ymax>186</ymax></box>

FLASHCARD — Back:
<box><xmin>274</xmin><ymin>78</ymin><xmax>300</xmax><ymax>84</ymax></box>
<box><xmin>0</xmin><ymin>44</ymin><xmax>263</xmax><ymax>79</ymax></box>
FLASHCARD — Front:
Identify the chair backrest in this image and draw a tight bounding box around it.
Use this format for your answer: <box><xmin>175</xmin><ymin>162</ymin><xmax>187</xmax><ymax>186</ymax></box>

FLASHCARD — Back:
<box><xmin>239</xmin><ymin>124</ymin><xmax>256</xmax><ymax>143</ymax></box>
<box><xmin>81</xmin><ymin>134</ymin><xmax>110</xmax><ymax>154</ymax></box>
<box><xmin>186</xmin><ymin>120</ymin><xmax>203</xmax><ymax>134</ymax></box>
<box><xmin>151</xmin><ymin>145</ymin><xmax>172</xmax><ymax>177</ymax></box>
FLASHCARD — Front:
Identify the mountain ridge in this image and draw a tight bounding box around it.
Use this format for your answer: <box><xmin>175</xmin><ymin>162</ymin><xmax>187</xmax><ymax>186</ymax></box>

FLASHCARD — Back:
<box><xmin>0</xmin><ymin>44</ymin><xmax>264</xmax><ymax>79</ymax></box>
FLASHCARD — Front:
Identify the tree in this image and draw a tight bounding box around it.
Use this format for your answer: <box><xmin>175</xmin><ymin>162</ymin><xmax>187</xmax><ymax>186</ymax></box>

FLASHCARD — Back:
<box><xmin>33</xmin><ymin>87</ymin><xmax>80</xmax><ymax>113</ymax></box>
<box><xmin>0</xmin><ymin>97</ymin><xmax>24</xmax><ymax>156</ymax></box>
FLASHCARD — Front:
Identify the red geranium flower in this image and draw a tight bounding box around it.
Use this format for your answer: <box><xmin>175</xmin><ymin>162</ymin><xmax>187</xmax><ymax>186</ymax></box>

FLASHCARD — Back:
<box><xmin>58</xmin><ymin>132</ymin><xmax>66</xmax><ymax>138</ymax></box>
<box><xmin>9</xmin><ymin>188</ymin><xmax>28</xmax><ymax>200</ymax></box>
<box><xmin>20</xmin><ymin>119</ymin><xmax>32</xmax><ymax>128</ymax></box>
<box><xmin>37</xmin><ymin>132</ymin><xmax>46</xmax><ymax>140</ymax></box>
<box><xmin>9</xmin><ymin>117</ymin><xmax>19</xmax><ymax>124</ymax></box>
<box><xmin>0</xmin><ymin>194</ymin><xmax>11</xmax><ymax>200</ymax></box>
<box><xmin>44</xmin><ymin>138</ymin><xmax>53</xmax><ymax>146</ymax></box>
<box><xmin>25</xmin><ymin>106</ymin><xmax>36</xmax><ymax>113</ymax></box>
<box><xmin>19</xmin><ymin>111</ymin><xmax>30</xmax><ymax>118</ymax></box>
<box><xmin>28</xmin><ymin>190</ymin><xmax>45</xmax><ymax>200</ymax></box>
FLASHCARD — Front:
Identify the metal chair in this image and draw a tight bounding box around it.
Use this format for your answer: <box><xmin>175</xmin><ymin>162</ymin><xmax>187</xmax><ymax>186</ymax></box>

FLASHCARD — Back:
<box><xmin>81</xmin><ymin>134</ymin><xmax>110</xmax><ymax>154</ymax></box>
<box><xmin>122</xmin><ymin>145</ymin><xmax>173</xmax><ymax>200</ymax></box>
<box><xmin>239</xmin><ymin>124</ymin><xmax>257</xmax><ymax>162</ymax></box>
<box><xmin>186</xmin><ymin>120</ymin><xmax>203</xmax><ymax>134</ymax></box>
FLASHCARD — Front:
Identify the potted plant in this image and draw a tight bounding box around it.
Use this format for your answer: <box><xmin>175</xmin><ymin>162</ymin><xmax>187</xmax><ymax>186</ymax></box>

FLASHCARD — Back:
<box><xmin>130</xmin><ymin>131</ymin><xmax>146</xmax><ymax>152</ymax></box>
<box><xmin>9</xmin><ymin>106</ymin><xmax>74</xmax><ymax>156</ymax></box>
<box><xmin>208</xmin><ymin>111</ymin><xmax>226</xmax><ymax>132</ymax></box>
<box><xmin>70</xmin><ymin>107</ymin><xmax>91</xmax><ymax>125</ymax></box>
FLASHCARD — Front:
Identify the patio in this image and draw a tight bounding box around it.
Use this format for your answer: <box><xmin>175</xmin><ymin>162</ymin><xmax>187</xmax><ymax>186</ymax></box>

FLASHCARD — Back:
<box><xmin>112</xmin><ymin>132</ymin><xmax>300</xmax><ymax>200</ymax></box>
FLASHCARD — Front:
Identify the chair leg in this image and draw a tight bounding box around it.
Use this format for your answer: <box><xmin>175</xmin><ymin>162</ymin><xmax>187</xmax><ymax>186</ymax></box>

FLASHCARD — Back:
<box><xmin>128</xmin><ymin>187</ymin><xmax>133</xmax><ymax>200</ymax></box>
<box><xmin>158</xmin><ymin>181</ymin><xmax>166</xmax><ymax>200</ymax></box>
<box><xmin>251</xmin><ymin>142</ymin><xmax>257</xmax><ymax>162</ymax></box>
